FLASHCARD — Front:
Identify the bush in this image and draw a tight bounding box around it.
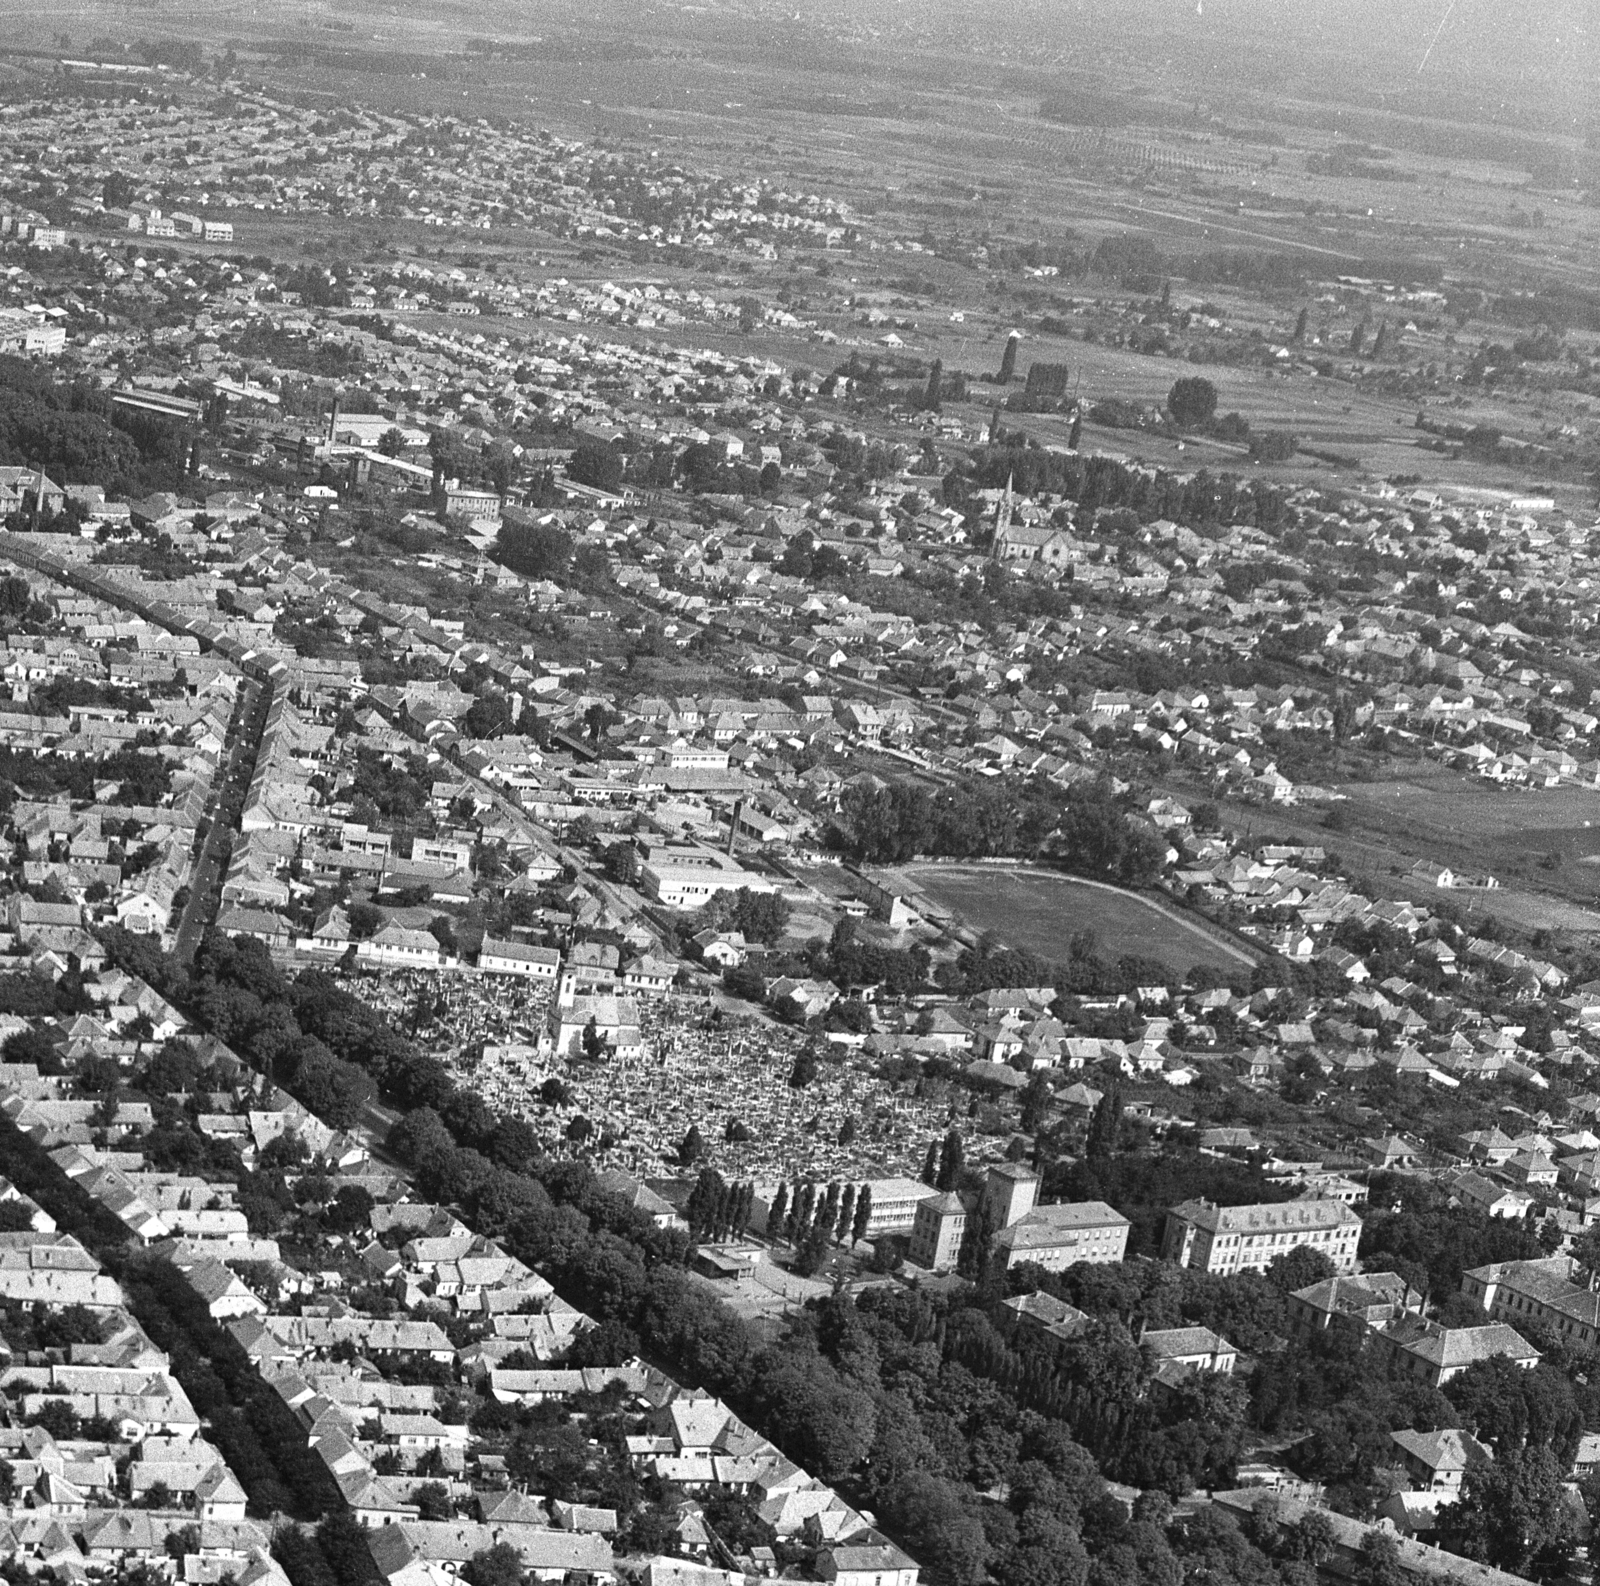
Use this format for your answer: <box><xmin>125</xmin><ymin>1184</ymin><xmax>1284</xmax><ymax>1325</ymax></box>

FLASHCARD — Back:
<box><xmin>723</xmin><ymin>964</ymin><xmax>766</xmax><ymax>1002</ymax></box>
<box><xmin>1249</xmin><ymin>430</ymin><xmax>1297</xmax><ymax>462</ymax></box>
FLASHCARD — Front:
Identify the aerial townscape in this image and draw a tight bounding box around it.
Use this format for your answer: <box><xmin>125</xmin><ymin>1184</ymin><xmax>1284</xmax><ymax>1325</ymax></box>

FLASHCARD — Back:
<box><xmin>0</xmin><ymin>5</ymin><xmax>1592</xmax><ymax>1586</ymax></box>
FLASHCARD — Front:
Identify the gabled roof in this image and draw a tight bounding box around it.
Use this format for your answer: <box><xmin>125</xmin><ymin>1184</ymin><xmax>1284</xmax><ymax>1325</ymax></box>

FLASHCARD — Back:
<box><xmin>1390</xmin><ymin>1426</ymin><xmax>1490</xmax><ymax>1473</ymax></box>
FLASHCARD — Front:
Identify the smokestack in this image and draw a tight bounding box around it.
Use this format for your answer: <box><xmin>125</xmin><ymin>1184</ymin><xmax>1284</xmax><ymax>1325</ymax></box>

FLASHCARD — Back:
<box><xmin>326</xmin><ymin>396</ymin><xmax>339</xmax><ymax>446</ymax></box>
<box><xmin>188</xmin><ymin>438</ymin><xmax>200</xmax><ymax>477</ymax></box>
<box><xmin>32</xmin><ymin>465</ymin><xmax>44</xmax><ymax>518</ymax></box>
<box><xmin>727</xmin><ymin>799</ymin><xmax>744</xmax><ymax>858</ymax></box>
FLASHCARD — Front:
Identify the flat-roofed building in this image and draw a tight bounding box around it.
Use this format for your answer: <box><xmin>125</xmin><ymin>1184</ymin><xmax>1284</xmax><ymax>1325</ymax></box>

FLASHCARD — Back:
<box><xmin>908</xmin><ymin>1192</ymin><xmax>966</xmax><ymax>1273</ymax></box>
<box><xmin>857</xmin><ymin>1177</ymin><xmax>935</xmax><ymax>1239</ymax></box>
<box><xmin>639</xmin><ymin>845</ymin><xmax>775</xmax><ymax>908</ymax></box>
<box><xmin>981</xmin><ymin>1163</ymin><xmax>1039</xmax><ymax>1229</ymax></box>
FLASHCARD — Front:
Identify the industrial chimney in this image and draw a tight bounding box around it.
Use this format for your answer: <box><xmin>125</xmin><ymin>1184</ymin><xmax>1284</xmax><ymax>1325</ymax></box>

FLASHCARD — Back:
<box><xmin>727</xmin><ymin>799</ymin><xmax>745</xmax><ymax>857</ymax></box>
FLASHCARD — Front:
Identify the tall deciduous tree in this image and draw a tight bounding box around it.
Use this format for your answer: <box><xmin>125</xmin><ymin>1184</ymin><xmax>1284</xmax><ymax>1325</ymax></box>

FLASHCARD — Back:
<box><xmin>678</xmin><ymin>1124</ymin><xmax>706</xmax><ymax>1167</ymax></box>
<box><xmin>1166</xmin><ymin>376</ymin><xmax>1218</xmax><ymax>428</ymax></box>
<box><xmin>936</xmin><ymin>1129</ymin><xmax>965</xmax><ymax>1192</ymax></box>
<box><xmin>852</xmin><ymin>1184</ymin><xmax>873</xmax><ymax>1245</ymax></box>
<box><xmin>1085</xmin><ymin>1089</ymin><xmax>1122</xmax><ymax>1161</ymax></box>
<box><xmin>998</xmin><ymin>334</ymin><xmax>1019</xmax><ymax>385</ymax></box>
<box><xmin>1453</xmin><ymin>1447</ymin><xmax>1580</xmax><ymax>1575</ymax></box>
<box><xmin>836</xmin><ymin>1183</ymin><xmax>857</xmax><ymax>1245</ymax></box>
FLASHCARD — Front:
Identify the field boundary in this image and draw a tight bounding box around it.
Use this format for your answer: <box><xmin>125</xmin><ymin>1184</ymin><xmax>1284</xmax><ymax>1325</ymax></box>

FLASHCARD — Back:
<box><xmin>890</xmin><ymin>862</ymin><xmax>1262</xmax><ymax>973</ymax></box>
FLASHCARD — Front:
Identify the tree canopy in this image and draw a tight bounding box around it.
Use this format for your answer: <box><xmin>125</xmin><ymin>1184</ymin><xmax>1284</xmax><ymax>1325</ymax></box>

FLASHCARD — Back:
<box><xmin>1166</xmin><ymin>376</ymin><xmax>1219</xmax><ymax>428</ymax></box>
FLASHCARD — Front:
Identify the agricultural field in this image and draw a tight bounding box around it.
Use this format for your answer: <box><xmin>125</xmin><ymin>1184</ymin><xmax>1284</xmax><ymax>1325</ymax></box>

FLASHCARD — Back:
<box><xmin>895</xmin><ymin>863</ymin><xmax>1255</xmax><ymax>977</ymax></box>
<box><xmin>1207</xmin><ymin>765</ymin><xmax>1600</xmax><ymax>945</ymax></box>
<box><xmin>1332</xmin><ymin>770</ymin><xmax>1600</xmax><ymax>895</ymax></box>
<box><xmin>13</xmin><ymin>0</ymin><xmax>1592</xmax><ymax>506</ymax></box>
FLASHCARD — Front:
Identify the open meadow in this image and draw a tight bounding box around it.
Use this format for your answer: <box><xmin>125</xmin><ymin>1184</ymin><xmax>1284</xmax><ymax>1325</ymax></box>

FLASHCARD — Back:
<box><xmin>894</xmin><ymin>863</ymin><xmax>1255</xmax><ymax>977</ymax></box>
<box><xmin>1332</xmin><ymin>769</ymin><xmax>1600</xmax><ymax>894</ymax></box>
<box><xmin>1207</xmin><ymin>764</ymin><xmax>1600</xmax><ymax>946</ymax></box>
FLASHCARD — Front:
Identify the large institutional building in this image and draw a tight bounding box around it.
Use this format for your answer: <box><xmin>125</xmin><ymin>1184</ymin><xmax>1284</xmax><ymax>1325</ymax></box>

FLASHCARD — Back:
<box><xmin>908</xmin><ymin>1164</ymin><xmax>1130</xmax><ymax>1275</ymax></box>
<box><xmin>1160</xmin><ymin>1197</ymin><xmax>1362</xmax><ymax>1276</ymax></box>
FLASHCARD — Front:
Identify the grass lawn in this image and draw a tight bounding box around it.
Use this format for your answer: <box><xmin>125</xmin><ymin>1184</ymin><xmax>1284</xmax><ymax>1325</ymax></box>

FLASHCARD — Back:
<box><xmin>899</xmin><ymin>864</ymin><xmax>1251</xmax><ymax>977</ymax></box>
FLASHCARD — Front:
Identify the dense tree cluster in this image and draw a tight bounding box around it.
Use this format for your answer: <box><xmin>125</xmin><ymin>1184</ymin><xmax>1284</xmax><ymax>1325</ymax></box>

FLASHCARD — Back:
<box><xmin>493</xmin><ymin>515</ymin><xmax>574</xmax><ymax>580</ymax></box>
<box><xmin>1358</xmin><ymin>1172</ymin><xmax>1545</xmax><ymax>1296</ymax></box>
<box><xmin>566</xmin><ymin>439</ymin><xmax>625</xmax><ymax>494</ymax></box>
<box><xmin>1049</xmin><ymin>1149</ymin><xmax>1296</xmax><ymax>1258</ymax></box>
<box><xmin>829</xmin><ymin>774</ymin><xmax>1161</xmax><ymax>882</ymax></box>
<box><xmin>0</xmin><ymin>356</ymin><xmax>188</xmax><ymax>499</ymax></box>
<box><xmin>103</xmin><ymin>929</ymin><xmax>1313</xmax><ymax>1585</ymax></box>
<box><xmin>685</xmin><ymin>1169</ymin><xmax>756</xmax><ymax>1242</ymax></box>
<box><xmin>830</xmin><ymin>776</ymin><xmax>1058</xmax><ymax>864</ymax></box>
<box><xmin>345</xmin><ymin>748</ymin><xmax>430</xmax><ymax>824</ymax></box>
<box><xmin>0</xmin><ymin>740</ymin><xmax>173</xmax><ymax>813</ymax></box>
<box><xmin>768</xmin><ymin>1178</ymin><xmax>865</xmax><ymax>1274</ymax></box>
<box><xmin>697</xmin><ymin>886</ymin><xmax>792</xmax><ymax>946</ymax></box>
<box><xmin>99</xmin><ymin>923</ymin><xmax>1600</xmax><ymax>1585</ymax></box>
<box><xmin>956</xmin><ymin>445</ymin><xmax>1290</xmax><ymax>536</ymax></box>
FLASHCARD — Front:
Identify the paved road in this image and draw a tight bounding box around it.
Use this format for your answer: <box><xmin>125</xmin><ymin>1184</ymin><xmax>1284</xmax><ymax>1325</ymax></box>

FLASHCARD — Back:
<box><xmin>173</xmin><ymin>679</ymin><xmax>270</xmax><ymax>964</ymax></box>
<box><xmin>354</xmin><ymin>1096</ymin><xmax>406</xmax><ymax>1165</ymax></box>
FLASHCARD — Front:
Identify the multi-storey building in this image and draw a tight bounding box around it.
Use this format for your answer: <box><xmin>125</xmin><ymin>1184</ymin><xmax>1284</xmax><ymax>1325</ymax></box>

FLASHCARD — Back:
<box><xmin>908</xmin><ymin>1193</ymin><xmax>966</xmax><ymax>1272</ymax></box>
<box><xmin>1461</xmin><ymin>1256</ymin><xmax>1600</xmax><ymax>1350</ymax></box>
<box><xmin>1160</xmin><ymin>1198</ymin><xmax>1361</xmax><ymax>1275</ymax></box>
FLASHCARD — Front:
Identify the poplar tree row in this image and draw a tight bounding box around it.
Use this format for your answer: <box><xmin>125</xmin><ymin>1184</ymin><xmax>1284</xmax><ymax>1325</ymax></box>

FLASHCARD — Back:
<box><xmin>685</xmin><ymin>1169</ymin><xmax>757</xmax><ymax>1242</ymax></box>
<box><xmin>768</xmin><ymin>1178</ymin><xmax>874</xmax><ymax>1254</ymax></box>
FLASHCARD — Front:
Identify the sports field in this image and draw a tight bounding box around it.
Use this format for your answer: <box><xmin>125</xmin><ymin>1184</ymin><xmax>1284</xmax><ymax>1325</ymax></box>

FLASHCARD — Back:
<box><xmin>897</xmin><ymin>865</ymin><xmax>1253</xmax><ymax>977</ymax></box>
